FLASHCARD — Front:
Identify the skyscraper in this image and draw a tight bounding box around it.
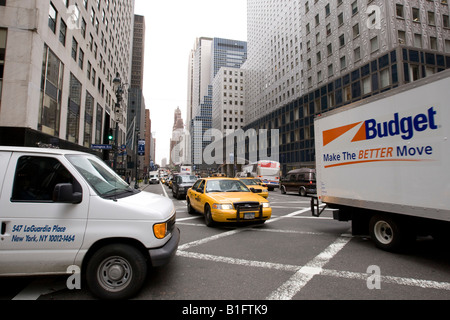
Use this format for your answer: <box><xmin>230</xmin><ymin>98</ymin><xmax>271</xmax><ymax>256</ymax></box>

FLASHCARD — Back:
<box><xmin>187</xmin><ymin>37</ymin><xmax>247</xmax><ymax>167</ymax></box>
<box><xmin>244</xmin><ymin>0</ymin><xmax>450</xmax><ymax>174</ymax></box>
<box><xmin>128</xmin><ymin>14</ymin><xmax>147</xmax><ymax>177</ymax></box>
<box><xmin>0</xmin><ymin>0</ymin><xmax>135</xmax><ymax>154</ymax></box>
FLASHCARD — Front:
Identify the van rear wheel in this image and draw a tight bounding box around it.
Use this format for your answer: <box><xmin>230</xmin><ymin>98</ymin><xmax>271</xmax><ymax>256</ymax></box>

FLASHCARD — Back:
<box><xmin>86</xmin><ymin>244</ymin><xmax>147</xmax><ymax>300</ymax></box>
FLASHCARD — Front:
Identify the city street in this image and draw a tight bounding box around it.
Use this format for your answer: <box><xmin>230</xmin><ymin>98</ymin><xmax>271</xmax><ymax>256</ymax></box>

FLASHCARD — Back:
<box><xmin>1</xmin><ymin>182</ymin><xmax>449</xmax><ymax>302</ymax></box>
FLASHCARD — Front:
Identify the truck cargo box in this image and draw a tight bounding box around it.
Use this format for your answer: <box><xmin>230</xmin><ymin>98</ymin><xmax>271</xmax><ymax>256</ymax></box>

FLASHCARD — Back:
<box><xmin>313</xmin><ymin>70</ymin><xmax>450</xmax><ymax>251</ymax></box>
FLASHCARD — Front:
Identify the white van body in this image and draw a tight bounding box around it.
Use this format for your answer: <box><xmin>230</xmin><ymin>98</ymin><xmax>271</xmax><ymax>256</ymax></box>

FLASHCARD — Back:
<box><xmin>149</xmin><ymin>171</ymin><xmax>159</xmax><ymax>184</ymax></box>
<box><xmin>0</xmin><ymin>147</ymin><xmax>179</xmax><ymax>299</ymax></box>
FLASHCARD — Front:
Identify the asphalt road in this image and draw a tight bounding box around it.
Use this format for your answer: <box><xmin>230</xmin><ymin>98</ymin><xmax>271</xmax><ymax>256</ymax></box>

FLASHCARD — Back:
<box><xmin>1</xmin><ymin>182</ymin><xmax>450</xmax><ymax>303</ymax></box>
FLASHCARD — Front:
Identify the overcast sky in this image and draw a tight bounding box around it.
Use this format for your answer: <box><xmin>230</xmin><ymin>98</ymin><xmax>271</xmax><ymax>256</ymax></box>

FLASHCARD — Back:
<box><xmin>133</xmin><ymin>0</ymin><xmax>248</xmax><ymax>165</ymax></box>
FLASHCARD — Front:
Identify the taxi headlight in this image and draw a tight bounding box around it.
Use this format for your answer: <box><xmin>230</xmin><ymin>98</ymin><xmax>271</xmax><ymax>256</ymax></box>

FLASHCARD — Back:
<box><xmin>213</xmin><ymin>203</ymin><xmax>233</xmax><ymax>210</ymax></box>
<box><xmin>262</xmin><ymin>202</ymin><xmax>271</xmax><ymax>208</ymax></box>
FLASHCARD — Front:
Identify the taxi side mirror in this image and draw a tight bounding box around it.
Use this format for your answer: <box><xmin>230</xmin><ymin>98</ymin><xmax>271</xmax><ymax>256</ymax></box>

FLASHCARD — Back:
<box><xmin>53</xmin><ymin>183</ymin><xmax>82</xmax><ymax>204</ymax></box>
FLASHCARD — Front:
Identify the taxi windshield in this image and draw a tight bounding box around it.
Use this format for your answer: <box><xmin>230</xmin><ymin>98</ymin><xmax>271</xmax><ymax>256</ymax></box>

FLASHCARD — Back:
<box><xmin>240</xmin><ymin>179</ymin><xmax>262</xmax><ymax>186</ymax></box>
<box><xmin>206</xmin><ymin>179</ymin><xmax>250</xmax><ymax>193</ymax></box>
<box><xmin>66</xmin><ymin>154</ymin><xmax>136</xmax><ymax>199</ymax></box>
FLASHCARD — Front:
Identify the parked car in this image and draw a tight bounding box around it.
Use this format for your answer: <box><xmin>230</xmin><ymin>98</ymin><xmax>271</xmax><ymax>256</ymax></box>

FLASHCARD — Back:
<box><xmin>172</xmin><ymin>175</ymin><xmax>198</xmax><ymax>200</ymax></box>
<box><xmin>239</xmin><ymin>178</ymin><xmax>269</xmax><ymax>199</ymax></box>
<box><xmin>186</xmin><ymin>178</ymin><xmax>272</xmax><ymax>227</ymax></box>
<box><xmin>0</xmin><ymin>147</ymin><xmax>179</xmax><ymax>300</ymax></box>
<box><xmin>280</xmin><ymin>168</ymin><xmax>316</xmax><ymax>197</ymax></box>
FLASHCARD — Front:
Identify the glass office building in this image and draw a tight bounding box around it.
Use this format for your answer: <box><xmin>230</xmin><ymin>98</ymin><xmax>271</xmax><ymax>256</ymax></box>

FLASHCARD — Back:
<box><xmin>244</xmin><ymin>0</ymin><xmax>450</xmax><ymax>175</ymax></box>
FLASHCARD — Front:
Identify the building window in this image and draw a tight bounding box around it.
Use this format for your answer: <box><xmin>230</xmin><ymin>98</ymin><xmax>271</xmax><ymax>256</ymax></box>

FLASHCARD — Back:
<box><xmin>443</xmin><ymin>15</ymin><xmax>449</xmax><ymax>28</ymax></box>
<box><xmin>71</xmin><ymin>37</ymin><xmax>78</xmax><ymax>61</ymax></box>
<box><xmin>48</xmin><ymin>3</ymin><xmax>57</xmax><ymax>33</ymax></box>
<box><xmin>67</xmin><ymin>73</ymin><xmax>82</xmax><ymax>143</ymax></box>
<box><xmin>410</xmin><ymin>65</ymin><xmax>421</xmax><ymax>82</ymax></box>
<box><xmin>430</xmin><ymin>36</ymin><xmax>438</xmax><ymax>50</ymax></box>
<box><xmin>39</xmin><ymin>45</ymin><xmax>64</xmax><ymax>136</ymax></box>
<box><xmin>0</xmin><ymin>29</ymin><xmax>7</xmax><ymax>104</ymax></box>
<box><xmin>412</xmin><ymin>8</ymin><xmax>420</xmax><ymax>22</ymax></box>
<box><xmin>59</xmin><ymin>19</ymin><xmax>67</xmax><ymax>46</ymax></box>
<box><xmin>414</xmin><ymin>34</ymin><xmax>422</xmax><ymax>48</ymax></box>
<box><xmin>354</xmin><ymin>46</ymin><xmax>361</xmax><ymax>61</ymax></box>
<box><xmin>339</xmin><ymin>34</ymin><xmax>345</xmax><ymax>47</ymax></box>
<box><xmin>95</xmin><ymin>104</ymin><xmax>103</xmax><ymax>144</ymax></box>
<box><xmin>340</xmin><ymin>56</ymin><xmax>346</xmax><ymax>69</ymax></box>
<box><xmin>84</xmin><ymin>91</ymin><xmax>94</xmax><ymax>148</ymax></box>
<box><xmin>338</xmin><ymin>12</ymin><xmax>344</xmax><ymax>26</ymax></box>
<box><xmin>353</xmin><ymin>23</ymin><xmax>360</xmax><ymax>39</ymax></box>
<box><xmin>380</xmin><ymin>68</ymin><xmax>390</xmax><ymax>88</ymax></box>
<box><xmin>362</xmin><ymin>76</ymin><xmax>372</xmax><ymax>95</ymax></box>
<box><xmin>428</xmin><ymin>11</ymin><xmax>436</xmax><ymax>26</ymax></box>
<box><xmin>398</xmin><ymin>30</ymin><xmax>406</xmax><ymax>45</ymax></box>
<box><xmin>351</xmin><ymin>1</ymin><xmax>358</xmax><ymax>15</ymax></box>
<box><xmin>371</xmin><ymin>36</ymin><xmax>379</xmax><ymax>52</ymax></box>
<box><xmin>396</xmin><ymin>4</ymin><xmax>404</xmax><ymax>18</ymax></box>
<box><xmin>78</xmin><ymin>49</ymin><xmax>84</xmax><ymax>69</ymax></box>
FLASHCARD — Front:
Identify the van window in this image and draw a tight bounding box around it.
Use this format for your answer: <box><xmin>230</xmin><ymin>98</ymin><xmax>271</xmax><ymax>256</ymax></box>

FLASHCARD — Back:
<box><xmin>12</xmin><ymin>156</ymin><xmax>78</xmax><ymax>202</ymax></box>
<box><xmin>67</xmin><ymin>154</ymin><xmax>133</xmax><ymax>198</ymax></box>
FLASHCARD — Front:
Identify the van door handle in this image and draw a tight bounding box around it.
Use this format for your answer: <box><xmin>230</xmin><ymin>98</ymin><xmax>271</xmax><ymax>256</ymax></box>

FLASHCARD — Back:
<box><xmin>1</xmin><ymin>222</ymin><xmax>6</xmax><ymax>235</ymax></box>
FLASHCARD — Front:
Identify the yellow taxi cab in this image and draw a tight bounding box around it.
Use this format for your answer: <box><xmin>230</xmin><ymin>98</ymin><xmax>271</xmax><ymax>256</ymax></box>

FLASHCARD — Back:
<box><xmin>186</xmin><ymin>177</ymin><xmax>272</xmax><ymax>227</ymax></box>
<box><xmin>239</xmin><ymin>178</ymin><xmax>269</xmax><ymax>199</ymax></box>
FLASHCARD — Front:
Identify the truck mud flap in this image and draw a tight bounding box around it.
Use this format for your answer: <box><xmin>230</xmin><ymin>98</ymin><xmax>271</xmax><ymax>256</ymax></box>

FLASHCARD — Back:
<box><xmin>311</xmin><ymin>196</ymin><xmax>327</xmax><ymax>217</ymax></box>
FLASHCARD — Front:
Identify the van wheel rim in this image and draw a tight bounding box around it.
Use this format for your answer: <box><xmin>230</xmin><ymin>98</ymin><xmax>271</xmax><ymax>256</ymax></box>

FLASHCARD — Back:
<box><xmin>374</xmin><ymin>221</ymin><xmax>393</xmax><ymax>244</ymax></box>
<box><xmin>98</xmin><ymin>257</ymin><xmax>132</xmax><ymax>291</ymax></box>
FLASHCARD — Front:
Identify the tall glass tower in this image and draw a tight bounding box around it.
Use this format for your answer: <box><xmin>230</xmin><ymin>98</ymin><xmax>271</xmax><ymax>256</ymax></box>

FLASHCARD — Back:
<box><xmin>188</xmin><ymin>37</ymin><xmax>247</xmax><ymax>168</ymax></box>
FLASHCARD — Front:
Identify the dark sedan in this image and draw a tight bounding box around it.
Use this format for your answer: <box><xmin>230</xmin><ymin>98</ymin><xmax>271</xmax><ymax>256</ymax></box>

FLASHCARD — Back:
<box><xmin>172</xmin><ymin>175</ymin><xmax>198</xmax><ymax>200</ymax></box>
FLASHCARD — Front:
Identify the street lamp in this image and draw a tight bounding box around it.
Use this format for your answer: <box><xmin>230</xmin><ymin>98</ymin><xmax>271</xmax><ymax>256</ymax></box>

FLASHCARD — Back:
<box><xmin>112</xmin><ymin>73</ymin><xmax>123</xmax><ymax>172</ymax></box>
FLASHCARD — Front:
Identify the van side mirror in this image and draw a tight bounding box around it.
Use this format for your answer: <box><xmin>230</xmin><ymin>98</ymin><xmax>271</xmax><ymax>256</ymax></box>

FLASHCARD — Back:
<box><xmin>53</xmin><ymin>183</ymin><xmax>82</xmax><ymax>204</ymax></box>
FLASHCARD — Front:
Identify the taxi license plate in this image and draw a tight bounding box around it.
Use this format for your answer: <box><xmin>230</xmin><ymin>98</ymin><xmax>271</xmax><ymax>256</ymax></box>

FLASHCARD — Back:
<box><xmin>244</xmin><ymin>213</ymin><xmax>255</xmax><ymax>220</ymax></box>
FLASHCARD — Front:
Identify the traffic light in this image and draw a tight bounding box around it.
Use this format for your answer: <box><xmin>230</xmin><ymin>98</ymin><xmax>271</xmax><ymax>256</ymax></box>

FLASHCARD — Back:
<box><xmin>108</xmin><ymin>129</ymin><xmax>114</xmax><ymax>141</ymax></box>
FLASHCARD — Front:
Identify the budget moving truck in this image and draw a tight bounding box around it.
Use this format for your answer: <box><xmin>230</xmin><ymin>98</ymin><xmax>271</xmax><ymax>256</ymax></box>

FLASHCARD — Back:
<box><xmin>311</xmin><ymin>70</ymin><xmax>450</xmax><ymax>252</ymax></box>
<box><xmin>0</xmin><ymin>147</ymin><xmax>180</xmax><ymax>299</ymax></box>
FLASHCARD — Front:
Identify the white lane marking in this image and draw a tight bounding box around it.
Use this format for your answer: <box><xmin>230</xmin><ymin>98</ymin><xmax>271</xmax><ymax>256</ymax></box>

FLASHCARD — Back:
<box><xmin>178</xmin><ymin>229</ymin><xmax>243</xmax><ymax>251</ymax></box>
<box><xmin>161</xmin><ymin>183</ymin><xmax>169</xmax><ymax>198</ymax></box>
<box><xmin>266</xmin><ymin>235</ymin><xmax>352</xmax><ymax>300</ymax></box>
<box><xmin>177</xmin><ymin>216</ymin><xmax>202</xmax><ymax>222</ymax></box>
<box><xmin>13</xmin><ymin>279</ymin><xmax>66</xmax><ymax>300</ymax></box>
<box><xmin>177</xmin><ymin>251</ymin><xmax>300</xmax><ymax>272</ymax></box>
<box><xmin>177</xmin><ymin>208</ymin><xmax>312</xmax><ymax>251</ymax></box>
<box><xmin>176</xmin><ymin>251</ymin><xmax>450</xmax><ymax>292</ymax></box>
<box><xmin>321</xmin><ymin>269</ymin><xmax>450</xmax><ymax>290</ymax></box>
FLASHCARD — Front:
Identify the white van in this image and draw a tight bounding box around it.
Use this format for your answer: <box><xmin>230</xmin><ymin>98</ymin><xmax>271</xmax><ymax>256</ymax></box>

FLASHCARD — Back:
<box><xmin>149</xmin><ymin>171</ymin><xmax>159</xmax><ymax>184</ymax></box>
<box><xmin>0</xmin><ymin>147</ymin><xmax>179</xmax><ymax>299</ymax></box>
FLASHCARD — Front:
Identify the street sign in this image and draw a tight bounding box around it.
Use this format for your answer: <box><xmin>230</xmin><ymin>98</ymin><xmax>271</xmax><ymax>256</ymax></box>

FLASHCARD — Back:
<box><xmin>91</xmin><ymin>144</ymin><xmax>113</xmax><ymax>150</ymax></box>
<box><xmin>138</xmin><ymin>139</ymin><xmax>145</xmax><ymax>156</ymax></box>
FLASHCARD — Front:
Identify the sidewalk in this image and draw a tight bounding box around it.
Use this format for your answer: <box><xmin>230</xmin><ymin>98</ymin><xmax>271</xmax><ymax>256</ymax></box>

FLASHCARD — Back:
<box><xmin>130</xmin><ymin>180</ymin><xmax>150</xmax><ymax>191</ymax></box>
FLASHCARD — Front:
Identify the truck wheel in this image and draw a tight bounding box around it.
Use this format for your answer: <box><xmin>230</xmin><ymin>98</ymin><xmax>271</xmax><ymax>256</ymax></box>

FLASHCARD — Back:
<box><xmin>86</xmin><ymin>244</ymin><xmax>148</xmax><ymax>300</ymax></box>
<box><xmin>280</xmin><ymin>186</ymin><xmax>286</xmax><ymax>194</ymax></box>
<box><xmin>369</xmin><ymin>214</ymin><xmax>414</xmax><ymax>252</ymax></box>
<box><xmin>204</xmin><ymin>205</ymin><xmax>216</xmax><ymax>227</ymax></box>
